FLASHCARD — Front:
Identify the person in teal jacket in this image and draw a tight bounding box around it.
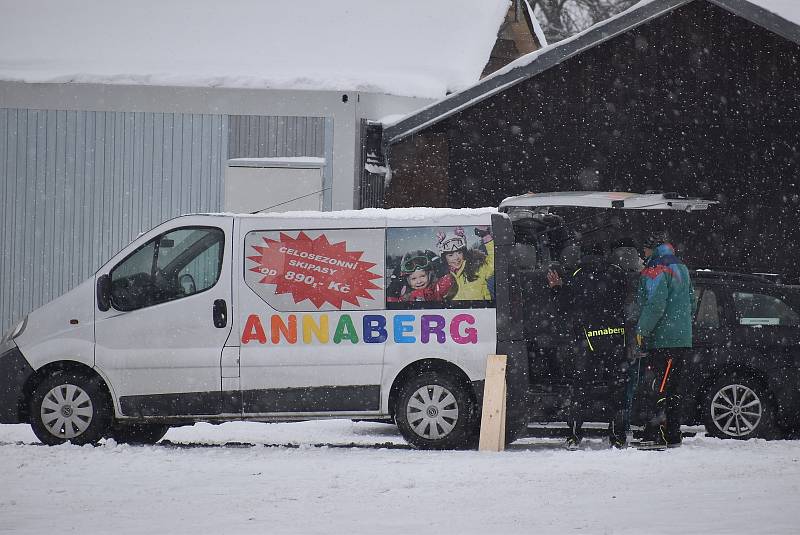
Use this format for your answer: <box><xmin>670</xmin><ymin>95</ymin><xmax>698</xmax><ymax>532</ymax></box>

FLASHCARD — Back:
<box><xmin>635</xmin><ymin>231</ymin><xmax>695</xmax><ymax>449</ymax></box>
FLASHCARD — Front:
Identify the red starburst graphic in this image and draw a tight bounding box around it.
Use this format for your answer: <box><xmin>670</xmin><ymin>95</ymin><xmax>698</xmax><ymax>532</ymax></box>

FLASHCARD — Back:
<box><xmin>247</xmin><ymin>232</ymin><xmax>381</xmax><ymax>309</ymax></box>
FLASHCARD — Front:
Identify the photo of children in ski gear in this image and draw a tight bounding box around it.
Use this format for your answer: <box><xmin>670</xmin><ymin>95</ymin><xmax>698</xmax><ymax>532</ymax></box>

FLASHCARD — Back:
<box><xmin>389</xmin><ymin>249</ymin><xmax>456</xmax><ymax>303</ymax></box>
<box><xmin>386</xmin><ymin>225</ymin><xmax>495</xmax><ymax>308</ymax></box>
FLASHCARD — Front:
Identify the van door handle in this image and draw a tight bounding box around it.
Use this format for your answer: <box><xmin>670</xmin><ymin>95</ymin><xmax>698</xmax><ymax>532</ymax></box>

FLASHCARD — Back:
<box><xmin>213</xmin><ymin>299</ymin><xmax>228</xmax><ymax>328</ymax></box>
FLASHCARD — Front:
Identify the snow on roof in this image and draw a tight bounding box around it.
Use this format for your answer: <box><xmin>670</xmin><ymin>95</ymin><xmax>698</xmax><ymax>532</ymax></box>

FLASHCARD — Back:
<box><xmin>213</xmin><ymin>206</ymin><xmax>498</xmax><ymax>220</ymax></box>
<box><xmin>0</xmin><ymin>0</ymin><xmax>510</xmax><ymax>99</ymax></box>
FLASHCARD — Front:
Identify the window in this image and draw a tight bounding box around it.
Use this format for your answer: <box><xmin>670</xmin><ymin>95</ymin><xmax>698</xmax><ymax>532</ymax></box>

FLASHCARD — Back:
<box><xmin>694</xmin><ymin>287</ymin><xmax>720</xmax><ymax>329</ymax></box>
<box><xmin>732</xmin><ymin>291</ymin><xmax>799</xmax><ymax>327</ymax></box>
<box><xmin>110</xmin><ymin>227</ymin><xmax>224</xmax><ymax>312</ymax></box>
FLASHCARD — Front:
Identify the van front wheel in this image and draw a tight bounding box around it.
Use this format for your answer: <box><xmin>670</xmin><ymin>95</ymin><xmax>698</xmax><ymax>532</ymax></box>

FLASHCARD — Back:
<box><xmin>29</xmin><ymin>372</ymin><xmax>111</xmax><ymax>446</ymax></box>
<box><xmin>395</xmin><ymin>371</ymin><xmax>477</xmax><ymax>449</ymax></box>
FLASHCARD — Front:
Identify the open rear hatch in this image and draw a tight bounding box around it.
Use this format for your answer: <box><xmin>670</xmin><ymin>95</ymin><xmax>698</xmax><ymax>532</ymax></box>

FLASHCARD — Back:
<box><xmin>500</xmin><ymin>191</ymin><xmax>717</xmax><ymax>212</ymax></box>
<box><xmin>497</xmin><ymin>192</ymin><xmax>718</xmax><ymax>422</ymax></box>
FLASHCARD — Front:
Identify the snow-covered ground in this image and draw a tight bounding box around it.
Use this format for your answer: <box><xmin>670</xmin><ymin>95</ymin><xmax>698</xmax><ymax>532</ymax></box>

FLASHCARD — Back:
<box><xmin>2</xmin><ymin>421</ymin><xmax>799</xmax><ymax>534</ymax></box>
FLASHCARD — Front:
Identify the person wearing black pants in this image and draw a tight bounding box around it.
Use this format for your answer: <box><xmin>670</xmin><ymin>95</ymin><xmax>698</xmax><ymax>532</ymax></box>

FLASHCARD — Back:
<box><xmin>548</xmin><ymin>243</ymin><xmax>630</xmax><ymax>449</ymax></box>
<box><xmin>643</xmin><ymin>348</ymin><xmax>688</xmax><ymax>447</ymax></box>
<box><xmin>605</xmin><ymin>355</ymin><xmax>632</xmax><ymax>445</ymax></box>
<box><xmin>634</xmin><ymin>231</ymin><xmax>695</xmax><ymax>450</ymax></box>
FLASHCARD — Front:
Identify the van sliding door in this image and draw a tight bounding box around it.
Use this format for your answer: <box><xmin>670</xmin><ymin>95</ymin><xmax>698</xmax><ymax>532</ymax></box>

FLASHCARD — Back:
<box><xmin>237</xmin><ymin>225</ymin><xmax>386</xmax><ymax>415</ymax></box>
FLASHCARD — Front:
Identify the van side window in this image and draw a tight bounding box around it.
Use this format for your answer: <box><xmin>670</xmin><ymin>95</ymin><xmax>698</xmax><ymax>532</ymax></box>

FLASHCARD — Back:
<box><xmin>733</xmin><ymin>291</ymin><xmax>799</xmax><ymax>327</ymax></box>
<box><xmin>110</xmin><ymin>227</ymin><xmax>224</xmax><ymax>312</ymax></box>
<box><xmin>386</xmin><ymin>225</ymin><xmax>495</xmax><ymax>309</ymax></box>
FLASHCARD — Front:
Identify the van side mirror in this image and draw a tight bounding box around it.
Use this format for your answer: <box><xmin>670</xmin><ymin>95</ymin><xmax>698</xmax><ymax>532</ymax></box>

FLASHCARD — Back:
<box><xmin>97</xmin><ymin>274</ymin><xmax>111</xmax><ymax>311</ymax></box>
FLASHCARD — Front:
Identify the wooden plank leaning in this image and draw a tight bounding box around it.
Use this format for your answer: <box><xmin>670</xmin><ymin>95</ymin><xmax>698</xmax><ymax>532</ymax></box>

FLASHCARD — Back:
<box><xmin>478</xmin><ymin>354</ymin><xmax>507</xmax><ymax>452</ymax></box>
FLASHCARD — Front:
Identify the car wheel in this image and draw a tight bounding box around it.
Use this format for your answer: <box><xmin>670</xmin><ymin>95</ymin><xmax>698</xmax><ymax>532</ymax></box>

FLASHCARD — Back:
<box><xmin>29</xmin><ymin>372</ymin><xmax>111</xmax><ymax>446</ymax></box>
<box><xmin>107</xmin><ymin>422</ymin><xmax>170</xmax><ymax>445</ymax></box>
<box><xmin>703</xmin><ymin>374</ymin><xmax>780</xmax><ymax>440</ymax></box>
<box><xmin>395</xmin><ymin>371</ymin><xmax>477</xmax><ymax>449</ymax></box>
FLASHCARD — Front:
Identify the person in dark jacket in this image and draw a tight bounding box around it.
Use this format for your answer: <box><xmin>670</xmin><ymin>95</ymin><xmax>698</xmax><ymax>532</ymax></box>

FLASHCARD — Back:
<box><xmin>548</xmin><ymin>242</ymin><xmax>630</xmax><ymax>449</ymax></box>
<box><xmin>635</xmin><ymin>231</ymin><xmax>696</xmax><ymax>449</ymax></box>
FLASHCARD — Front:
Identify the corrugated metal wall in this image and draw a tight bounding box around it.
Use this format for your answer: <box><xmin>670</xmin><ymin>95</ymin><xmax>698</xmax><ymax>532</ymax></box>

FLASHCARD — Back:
<box><xmin>228</xmin><ymin>115</ymin><xmax>325</xmax><ymax>159</ymax></box>
<box><xmin>0</xmin><ymin>108</ymin><xmax>228</xmax><ymax>332</ymax></box>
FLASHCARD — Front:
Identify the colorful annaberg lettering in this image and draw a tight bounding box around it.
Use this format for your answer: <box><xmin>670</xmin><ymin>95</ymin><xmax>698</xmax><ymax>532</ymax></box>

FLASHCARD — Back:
<box><xmin>241</xmin><ymin>313</ymin><xmax>479</xmax><ymax>345</ymax></box>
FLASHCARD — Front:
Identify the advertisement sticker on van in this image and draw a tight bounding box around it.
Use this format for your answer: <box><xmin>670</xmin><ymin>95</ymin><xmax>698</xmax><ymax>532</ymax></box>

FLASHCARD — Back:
<box><xmin>246</xmin><ymin>230</ymin><xmax>383</xmax><ymax>309</ymax></box>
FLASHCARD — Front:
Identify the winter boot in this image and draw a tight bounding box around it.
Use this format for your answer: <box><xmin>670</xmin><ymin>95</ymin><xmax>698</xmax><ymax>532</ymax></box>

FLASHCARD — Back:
<box><xmin>609</xmin><ymin>435</ymin><xmax>627</xmax><ymax>449</ymax></box>
<box><xmin>608</xmin><ymin>421</ymin><xmax>627</xmax><ymax>449</ymax></box>
<box><xmin>634</xmin><ymin>425</ymin><xmax>668</xmax><ymax>450</ymax></box>
<box><xmin>664</xmin><ymin>425</ymin><xmax>682</xmax><ymax>448</ymax></box>
<box><xmin>562</xmin><ymin>421</ymin><xmax>583</xmax><ymax>450</ymax></box>
<box><xmin>562</xmin><ymin>435</ymin><xmax>582</xmax><ymax>451</ymax></box>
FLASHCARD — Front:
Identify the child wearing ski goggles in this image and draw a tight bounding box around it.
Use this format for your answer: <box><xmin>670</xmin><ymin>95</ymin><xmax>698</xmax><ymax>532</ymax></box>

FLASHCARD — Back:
<box><xmin>393</xmin><ymin>250</ymin><xmax>455</xmax><ymax>303</ymax></box>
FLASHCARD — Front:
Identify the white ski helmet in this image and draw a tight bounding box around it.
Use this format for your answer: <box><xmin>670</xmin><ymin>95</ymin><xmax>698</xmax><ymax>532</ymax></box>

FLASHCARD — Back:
<box><xmin>437</xmin><ymin>227</ymin><xmax>467</xmax><ymax>254</ymax></box>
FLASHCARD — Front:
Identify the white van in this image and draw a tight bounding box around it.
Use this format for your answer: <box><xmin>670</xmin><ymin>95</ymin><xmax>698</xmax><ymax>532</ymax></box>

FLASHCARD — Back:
<box><xmin>0</xmin><ymin>207</ymin><xmax>529</xmax><ymax>449</ymax></box>
<box><xmin>0</xmin><ymin>192</ymin><xmax>714</xmax><ymax>448</ymax></box>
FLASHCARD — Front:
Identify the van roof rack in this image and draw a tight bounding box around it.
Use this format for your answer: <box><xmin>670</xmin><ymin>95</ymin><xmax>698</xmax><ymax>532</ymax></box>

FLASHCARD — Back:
<box><xmin>500</xmin><ymin>191</ymin><xmax>717</xmax><ymax>212</ymax></box>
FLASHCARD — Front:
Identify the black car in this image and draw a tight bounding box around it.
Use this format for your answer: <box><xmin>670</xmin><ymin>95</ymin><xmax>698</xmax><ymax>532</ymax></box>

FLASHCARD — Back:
<box><xmin>526</xmin><ymin>271</ymin><xmax>800</xmax><ymax>439</ymax></box>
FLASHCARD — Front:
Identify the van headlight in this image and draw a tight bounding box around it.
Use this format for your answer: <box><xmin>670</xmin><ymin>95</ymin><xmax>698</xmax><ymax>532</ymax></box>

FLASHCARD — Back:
<box><xmin>3</xmin><ymin>316</ymin><xmax>27</xmax><ymax>343</ymax></box>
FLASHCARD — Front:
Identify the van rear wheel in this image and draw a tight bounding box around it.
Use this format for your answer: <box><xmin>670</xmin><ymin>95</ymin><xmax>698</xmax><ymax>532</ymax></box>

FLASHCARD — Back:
<box><xmin>29</xmin><ymin>372</ymin><xmax>111</xmax><ymax>446</ymax></box>
<box><xmin>395</xmin><ymin>371</ymin><xmax>477</xmax><ymax>449</ymax></box>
